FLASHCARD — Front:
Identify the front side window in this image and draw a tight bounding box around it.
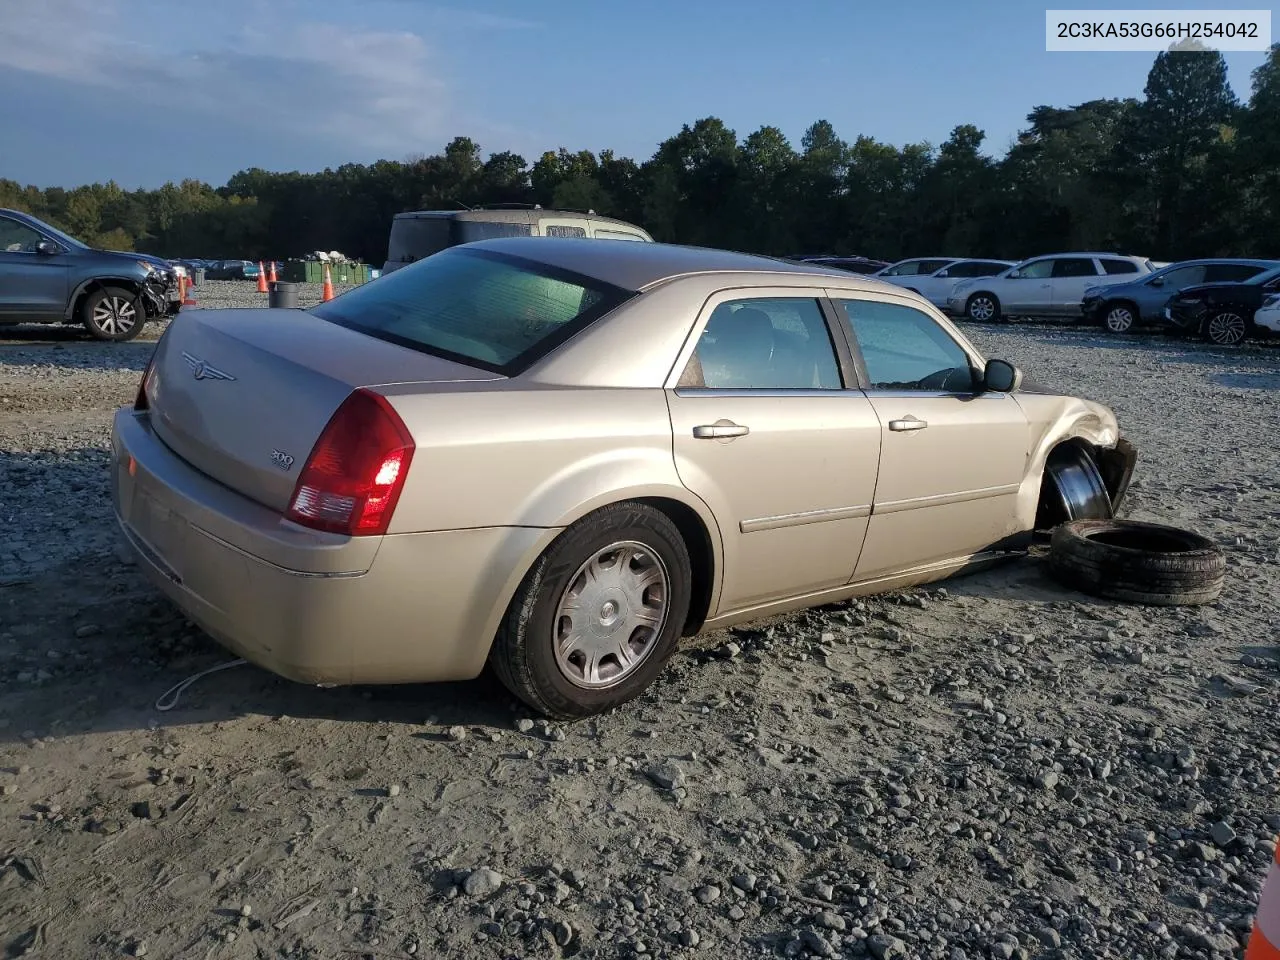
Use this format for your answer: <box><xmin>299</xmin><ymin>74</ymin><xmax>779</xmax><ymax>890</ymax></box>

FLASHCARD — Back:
<box><xmin>1014</xmin><ymin>259</ymin><xmax>1054</xmax><ymax>280</ymax></box>
<box><xmin>1154</xmin><ymin>265</ymin><xmax>1206</xmax><ymax>289</ymax></box>
<box><xmin>882</xmin><ymin>260</ymin><xmax>925</xmax><ymax>277</ymax></box>
<box><xmin>839</xmin><ymin>298</ymin><xmax>976</xmax><ymax>393</ymax></box>
<box><xmin>595</xmin><ymin>229</ymin><xmax>646</xmax><ymax>241</ymax></box>
<box><xmin>1205</xmin><ymin>263</ymin><xmax>1266</xmax><ymax>283</ymax></box>
<box><xmin>918</xmin><ymin>259</ymin><xmax>956</xmax><ymax>275</ymax></box>
<box><xmin>679</xmin><ymin>297</ymin><xmax>843</xmax><ymax>390</ymax></box>
<box><xmin>311</xmin><ymin>248</ymin><xmax>631</xmax><ymax>374</ymax></box>
<box><xmin>0</xmin><ymin>218</ymin><xmax>44</xmax><ymax>253</ymax></box>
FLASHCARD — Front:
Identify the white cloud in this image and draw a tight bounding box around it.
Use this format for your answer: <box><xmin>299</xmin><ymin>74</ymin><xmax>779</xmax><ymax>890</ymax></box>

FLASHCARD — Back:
<box><xmin>0</xmin><ymin>0</ymin><xmax>455</xmax><ymax>156</ymax></box>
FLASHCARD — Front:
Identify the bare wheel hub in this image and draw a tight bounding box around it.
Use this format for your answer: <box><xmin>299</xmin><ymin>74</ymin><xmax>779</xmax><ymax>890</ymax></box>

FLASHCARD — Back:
<box><xmin>553</xmin><ymin>540</ymin><xmax>669</xmax><ymax>689</ymax></box>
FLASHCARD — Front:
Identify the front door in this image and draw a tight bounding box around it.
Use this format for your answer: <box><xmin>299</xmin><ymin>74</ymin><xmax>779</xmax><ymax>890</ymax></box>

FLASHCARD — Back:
<box><xmin>1000</xmin><ymin>257</ymin><xmax>1055</xmax><ymax>314</ymax></box>
<box><xmin>666</xmin><ymin>290</ymin><xmax>882</xmax><ymax>612</ymax></box>
<box><xmin>831</xmin><ymin>295</ymin><xmax>1031</xmax><ymax>580</ymax></box>
<box><xmin>0</xmin><ymin>216</ymin><xmax>70</xmax><ymax>319</ymax></box>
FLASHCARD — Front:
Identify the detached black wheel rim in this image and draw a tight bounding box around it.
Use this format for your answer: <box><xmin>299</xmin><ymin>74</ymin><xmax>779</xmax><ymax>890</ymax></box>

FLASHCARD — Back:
<box><xmin>1040</xmin><ymin>445</ymin><xmax>1112</xmax><ymax>528</ymax></box>
<box><xmin>1206</xmin><ymin>312</ymin><xmax>1246</xmax><ymax>346</ymax></box>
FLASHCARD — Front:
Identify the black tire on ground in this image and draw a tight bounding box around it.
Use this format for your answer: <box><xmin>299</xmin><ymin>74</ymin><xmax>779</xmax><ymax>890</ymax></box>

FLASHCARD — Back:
<box><xmin>82</xmin><ymin>286</ymin><xmax>146</xmax><ymax>342</ymax></box>
<box><xmin>490</xmin><ymin>502</ymin><xmax>693</xmax><ymax>719</ymax></box>
<box><xmin>965</xmin><ymin>292</ymin><xmax>1001</xmax><ymax>323</ymax></box>
<box><xmin>1047</xmin><ymin>519</ymin><xmax>1225</xmax><ymax>606</ymax></box>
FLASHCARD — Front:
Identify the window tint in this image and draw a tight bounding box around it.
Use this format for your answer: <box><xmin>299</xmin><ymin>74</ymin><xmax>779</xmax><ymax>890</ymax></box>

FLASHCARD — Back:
<box><xmin>311</xmin><ymin>248</ymin><xmax>629</xmax><ymax>374</ymax></box>
<box><xmin>883</xmin><ymin>260</ymin><xmax>925</xmax><ymax>277</ymax></box>
<box><xmin>1204</xmin><ymin>263</ymin><xmax>1266</xmax><ymax>283</ymax></box>
<box><xmin>1101</xmin><ymin>259</ymin><xmax>1139</xmax><ymax>275</ymax></box>
<box><xmin>918</xmin><ymin>259</ymin><xmax>956</xmax><ymax>274</ymax></box>
<box><xmin>544</xmin><ymin>224</ymin><xmax>588</xmax><ymax>238</ymax></box>
<box><xmin>948</xmin><ymin>261</ymin><xmax>1007</xmax><ymax>278</ymax></box>
<box><xmin>679</xmin><ymin>298</ymin><xmax>842</xmax><ymax>390</ymax></box>
<box><xmin>0</xmin><ymin>218</ymin><xmax>44</xmax><ymax>253</ymax></box>
<box><xmin>455</xmin><ymin>221</ymin><xmax>536</xmax><ymax>243</ymax></box>
<box><xmin>1015</xmin><ymin>259</ymin><xmax>1054</xmax><ymax>280</ymax></box>
<box><xmin>1155</xmin><ymin>265</ymin><xmax>1206</xmax><ymax>289</ymax></box>
<box><xmin>595</xmin><ymin>229</ymin><xmax>645</xmax><ymax>241</ymax></box>
<box><xmin>839</xmin><ymin>299</ymin><xmax>975</xmax><ymax>393</ymax></box>
<box><xmin>1051</xmin><ymin>258</ymin><xmax>1098</xmax><ymax>278</ymax></box>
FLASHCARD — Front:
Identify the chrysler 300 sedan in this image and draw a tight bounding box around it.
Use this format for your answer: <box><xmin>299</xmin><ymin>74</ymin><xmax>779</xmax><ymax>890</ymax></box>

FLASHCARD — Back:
<box><xmin>112</xmin><ymin>238</ymin><xmax>1136</xmax><ymax>718</ymax></box>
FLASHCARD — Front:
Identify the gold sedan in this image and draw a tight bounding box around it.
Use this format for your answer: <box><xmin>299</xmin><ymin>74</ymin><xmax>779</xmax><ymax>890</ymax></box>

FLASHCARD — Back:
<box><xmin>111</xmin><ymin>238</ymin><xmax>1136</xmax><ymax>718</ymax></box>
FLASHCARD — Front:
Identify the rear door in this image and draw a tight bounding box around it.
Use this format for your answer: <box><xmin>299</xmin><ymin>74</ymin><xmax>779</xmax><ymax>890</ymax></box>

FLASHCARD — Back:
<box><xmin>0</xmin><ymin>215</ymin><xmax>70</xmax><ymax>319</ymax></box>
<box><xmin>665</xmin><ymin>288</ymin><xmax>882</xmax><ymax>612</ymax></box>
<box><xmin>831</xmin><ymin>295</ymin><xmax>1030</xmax><ymax>580</ymax></box>
<box><xmin>1048</xmin><ymin>257</ymin><xmax>1102</xmax><ymax>314</ymax></box>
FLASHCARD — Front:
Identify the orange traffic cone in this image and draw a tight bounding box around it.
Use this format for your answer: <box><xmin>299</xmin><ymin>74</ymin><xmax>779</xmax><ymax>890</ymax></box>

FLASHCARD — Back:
<box><xmin>268</xmin><ymin>261</ymin><xmax>278</xmax><ymax>284</ymax></box>
<box><xmin>321</xmin><ymin>263</ymin><xmax>335</xmax><ymax>302</ymax></box>
<box><xmin>256</xmin><ymin>262</ymin><xmax>269</xmax><ymax>294</ymax></box>
<box><xmin>182</xmin><ymin>275</ymin><xmax>198</xmax><ymax>306</ymax></box>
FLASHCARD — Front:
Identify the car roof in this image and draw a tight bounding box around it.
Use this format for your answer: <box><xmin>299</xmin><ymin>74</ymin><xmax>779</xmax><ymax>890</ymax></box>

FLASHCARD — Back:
<box><xmin>1160</xmin><ymin>257</ymin><xmax>1280</xmax><ymax>267</ymax></box>
<box><xmin>462</xmin><ymin>237</ymin><xmax>873</xmax><ymax>292</ymax></box>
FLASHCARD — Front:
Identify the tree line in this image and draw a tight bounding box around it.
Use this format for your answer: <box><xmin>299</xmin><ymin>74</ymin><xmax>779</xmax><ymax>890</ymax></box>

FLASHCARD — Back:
<box><xmin>3</xmin><ymin>45</ymin><xmax>1279</xmax><ymax>266</ymax></box>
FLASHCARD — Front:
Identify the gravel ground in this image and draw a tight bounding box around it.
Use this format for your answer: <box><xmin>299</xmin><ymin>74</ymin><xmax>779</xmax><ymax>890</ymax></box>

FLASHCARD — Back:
<box><xmin>0</xmin><ymin>286</ymin><xmax>1277</xmax><ymax>960</ymax></box>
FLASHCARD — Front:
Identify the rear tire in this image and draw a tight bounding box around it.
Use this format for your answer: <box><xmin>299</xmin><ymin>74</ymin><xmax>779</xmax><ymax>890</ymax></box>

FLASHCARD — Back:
<box><xmin>1048</xmin><ymin>519</ymin><xmax>1225</xmax><ymax>606</ymax></box>
<box><xmin>490</xmin><ymin>502</ymin><xmax>692</xmax><ymax>719</ymax></box>
<box><xmin>1202</xmin><ymin>310</ymin><xmax>1249</xmax><ymax>346</ymax></box>
<box><xmin>82</xmin><ymin>286</ymin><xmax>145</xmax><ymax>342</ymax></box>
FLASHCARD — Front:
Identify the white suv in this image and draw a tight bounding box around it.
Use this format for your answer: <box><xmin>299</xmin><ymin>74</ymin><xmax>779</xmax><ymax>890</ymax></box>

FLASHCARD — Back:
<box><xmin>876</xmin><ymin>257</ymin><xmax>1015</xmax><ymax>308</ymax></box>
<box><xmin>946</xmin><ymin>253</ymin><xmax>1155</xmax><ymax>322</ymax></box>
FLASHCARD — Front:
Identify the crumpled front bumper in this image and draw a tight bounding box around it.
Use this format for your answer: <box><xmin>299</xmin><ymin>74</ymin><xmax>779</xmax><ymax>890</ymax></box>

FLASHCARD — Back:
<box><xmin>141</xmin><ymin>273</ymin><xmax>179</xmax><ymax>318</ymax></box>
<box><xmin>1095</xmin><ymin>437</ymin><xmax>1138</xmax><ymax>514</ymax></box>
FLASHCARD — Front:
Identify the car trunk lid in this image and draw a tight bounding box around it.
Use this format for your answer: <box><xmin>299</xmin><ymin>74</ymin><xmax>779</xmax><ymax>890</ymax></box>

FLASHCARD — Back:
<box><xmin>146</xmin><ymin>308</ymin><xmax>500</xmax><ymax>511</ymax></box>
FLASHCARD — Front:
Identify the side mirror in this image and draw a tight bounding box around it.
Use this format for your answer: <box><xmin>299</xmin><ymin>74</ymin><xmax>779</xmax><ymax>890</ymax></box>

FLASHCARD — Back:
<box><xmin>983</xmin><ymin>359</ymin><xmax>1022</xmax><ymax>393</ymax></box>
<box><xmin>1148</xmin><ymin>276</ymin><xmax>1164</xmax><ymax>287</ymax></box>
<box><xmin>35</xmin><ymin>241</ymin><xmax>59</xmax><ymax>256</ymax></box>
<box><xmin>1007</xmin><ymin>270</ymin><xmax>1021</xmax><ymax>279</ymax></box>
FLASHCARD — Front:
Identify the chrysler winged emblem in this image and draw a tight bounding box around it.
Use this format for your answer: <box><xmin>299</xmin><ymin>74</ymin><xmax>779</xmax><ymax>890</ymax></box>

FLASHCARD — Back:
<box><xmin>181</xmin><ymin>351</ymin><xmax>235</xmax><ymax>382</ymax></box>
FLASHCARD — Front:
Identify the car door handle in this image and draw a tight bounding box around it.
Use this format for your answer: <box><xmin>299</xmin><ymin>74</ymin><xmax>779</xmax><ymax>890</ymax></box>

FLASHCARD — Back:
<box><xmin>888</xmin><ymin>416</ymin><xmax>928</xmax><ymax>432</ymax></box>
<box><xmin>693</xmin><ymin>421</ymin><xmax>750</xmax><ymax>439</ymax></box>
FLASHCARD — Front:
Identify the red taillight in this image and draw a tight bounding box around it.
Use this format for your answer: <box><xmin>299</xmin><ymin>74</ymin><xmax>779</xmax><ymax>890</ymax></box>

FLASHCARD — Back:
<box><xmin>135</xmin><ymin>351</ymin><xmax>156</xmax><ymax>411</ymax></box>
<box><xmin>285</xmin><ymin>389</ymin><xmax>415</xmax><ymax>537</ymax></box>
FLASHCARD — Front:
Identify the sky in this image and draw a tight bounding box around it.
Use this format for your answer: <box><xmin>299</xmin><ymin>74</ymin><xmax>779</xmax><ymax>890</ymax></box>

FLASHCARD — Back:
<box><xmin>0</xmin><ymin>0</ymin><xmax>1270</xmax><ymax>189</ymax></box>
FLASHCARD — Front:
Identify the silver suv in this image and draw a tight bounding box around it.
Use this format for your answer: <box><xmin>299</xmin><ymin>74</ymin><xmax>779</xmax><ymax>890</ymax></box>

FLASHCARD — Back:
<box><xmin>947</xmin><ymin>253</ymin><xmax>1155</xmax><ymax>322</ymax></box>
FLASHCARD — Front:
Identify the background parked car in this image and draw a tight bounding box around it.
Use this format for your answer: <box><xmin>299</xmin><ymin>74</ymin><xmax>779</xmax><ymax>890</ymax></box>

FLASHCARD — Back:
<box><xmin>877</xmin><ymin>258</ymin><xmax>1015</xmax><ymax>307</ymax></box>
<box><xmin>1164</xmin><ymin>265</ymin><xmax>1280</xmax><ymax>345</ymax></box>
<box><xmin>204</xmin><ymin>260</ymin><xmax>261</xmax><ymax>280</ymax></box>
<box><xmin>873</xmin><ymin>257</ymin><xmax>962</xmax><ymax>281</ymax></box>
<box><xmin>0</xmin><ymin>207</ymin><xmax>180</xmax><ymax>340</ymax></box>
<box><xmin>1081</xmin><ymin>258</ymin><xmax>1280</xmax><ymax>333</ymax></box>
<box><xmin>1253</xmin><ymin>292</ymin><xmax>1280</xmax><ymax>337</ymax></box>
<box><xmin>947</xmin><ymin>253</ymin><xmax>1155</xmax><ymax>322</ymax></box>
<box><xmin>798</xmin><ymin>256</ymin><xmax>889</xmax><ymax>275</ymax></box>
<box><xmin>381</xmin><ymin>205</ymin><xmax>652</xmax><ymax>275</ymax></box>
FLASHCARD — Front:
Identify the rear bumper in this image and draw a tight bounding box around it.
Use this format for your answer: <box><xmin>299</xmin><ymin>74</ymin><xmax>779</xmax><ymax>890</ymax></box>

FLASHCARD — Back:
<box><xmin>110</xmin><ymin>408</ymin><xmax>544</xmax><ymax>686</ymax></box>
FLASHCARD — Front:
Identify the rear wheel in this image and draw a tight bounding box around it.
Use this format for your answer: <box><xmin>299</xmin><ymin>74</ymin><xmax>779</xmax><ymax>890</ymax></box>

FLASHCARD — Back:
<box><xmin>82</xmin><ymin>286</ymin><xmax>145</xmax><ymax>342</ymax></box>
<box><xmin>1203</xmin><ymin>310</ymin><xmax>1248</xmax><ymax>346</ymax></box>
<box><xmin>490</xmin><ymin>502</ymin><xmax>692</xmax><ymax>719</ymax></box>
<box><xmin>965</xmin><ymin>293</ymin><xmax>1000</xmax><ymax>323</ymax></box>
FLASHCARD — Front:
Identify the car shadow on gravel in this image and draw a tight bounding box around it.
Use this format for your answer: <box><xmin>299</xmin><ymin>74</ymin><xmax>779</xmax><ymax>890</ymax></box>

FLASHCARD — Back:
<box><xmin>0</xmin><ymin>338</ymin><xmax>156</xmax><ymax>374</ymax></box>
<box><xmin>0</xmin><ymin>555</ymin><xmax>523</xmax><ymax>745</ymax></box>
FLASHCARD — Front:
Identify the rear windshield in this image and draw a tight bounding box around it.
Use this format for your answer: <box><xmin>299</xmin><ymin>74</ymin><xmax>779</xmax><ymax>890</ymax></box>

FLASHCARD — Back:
<box><xmin>311</xmin><ymin>248</ymin><xmax>633</xmax><ymax>375</ymax></box>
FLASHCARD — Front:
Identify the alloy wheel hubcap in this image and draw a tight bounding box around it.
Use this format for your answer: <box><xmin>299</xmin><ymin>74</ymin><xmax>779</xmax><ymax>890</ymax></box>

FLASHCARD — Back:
<box><xmin>1106</xmin><ymin>308</ymin><xmax>1133</xmax><ymax>332</ymax></box>
<box><xmin>970</xmin><ymin>297</ymin><xmax>994</xmax><ymax>321</ymax></box>
<box><xmin>93</xmin><ymin>297</ymin><xmax>137</xmax><ymax>335</ymax></box>
<box><xmin>553</xmin><ymin>541</ymin><xmax>669</xmax><ymax>689</ymax></box>
<box><xmin>1208</xmin><ymin>312</ymin><xmax>1245</xmax><ymax>345</ymax></box>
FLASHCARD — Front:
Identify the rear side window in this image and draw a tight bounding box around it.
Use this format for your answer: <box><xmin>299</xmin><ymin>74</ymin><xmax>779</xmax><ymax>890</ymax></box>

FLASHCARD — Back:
<box><xmin>544</xmin><ymin>224</ymin><xmax>588</xmax><ymax>238</ymax></box>
<box><xmin>1052</xmin><ymin>258</ymin><xmax>1098</xmax><ymax>278</ymax></box>
<box><xmin>1205</xmin><ymin>263</ymin><xmax>1267</xmax><ymax>283</ymax></box>
<box><xmin>456</xmin><ymin>220</ymin><xmax>536</xmax><ymax>243</ymax></box>
<box><xmin>311</xmin><ymin>248</ymin><xmax>632</xmax><ymax>375</ymax></box>
<box><xmin>1101</xmin><ymin>259</ymin><xmax>1139</xmax><ymax>275</ymax></box>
